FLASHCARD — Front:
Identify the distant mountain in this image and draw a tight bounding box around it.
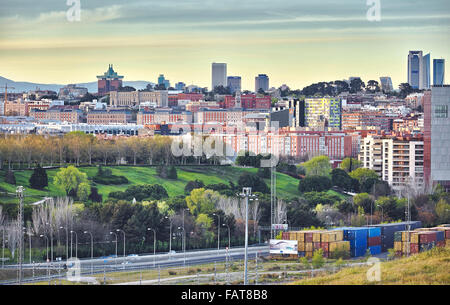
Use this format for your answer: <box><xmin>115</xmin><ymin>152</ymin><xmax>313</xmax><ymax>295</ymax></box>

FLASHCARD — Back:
<box><xmin>0</xmin><ymin>76</ymin><xmax>154</xmax><ymax>94</ymax></box>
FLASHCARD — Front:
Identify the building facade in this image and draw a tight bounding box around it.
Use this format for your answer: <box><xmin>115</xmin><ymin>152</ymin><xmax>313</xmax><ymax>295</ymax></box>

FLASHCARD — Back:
<box><xmin>305</xmin><ymin>97</ymin><xmax>342</xmax><ymax>130</ymax></box>
<box><xmin>110</xmin><ymin>90</ymin><xmax>169</xmax><ymax>107</ymax></box>
<box><xmin>255</xmin><ymin>74</ymin><xmax>269</xmax><ymax>92</ymax></box>
<box><xmin>212</xmin><ymin>63</ymin><xmax>227</xmax><ymax>90</ymax></box>
<box><xmin>87</xmin><ymin>110</ymin><xmax>132</xmax><ymax>125</ymax></box>
<box><xmin>97</xmin><ymin>64</ymin><xmax>123</xmax><ymax>95</ymax></box>
<box><xmin>433</xmin><ymin>59</ymin><xmax>445</xmax><ymax>86</ymax></box>
<box><xmin>227</xmin><ymin>76</ymin><xmax>242</xmax><ymax>94</ymax></box>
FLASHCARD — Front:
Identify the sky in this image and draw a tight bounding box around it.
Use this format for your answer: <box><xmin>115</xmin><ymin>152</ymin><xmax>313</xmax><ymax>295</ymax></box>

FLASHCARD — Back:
<box><xmin>0</xmin><ymin>0</ymin><xmax>449</xmax><ymax>91</ymax></box>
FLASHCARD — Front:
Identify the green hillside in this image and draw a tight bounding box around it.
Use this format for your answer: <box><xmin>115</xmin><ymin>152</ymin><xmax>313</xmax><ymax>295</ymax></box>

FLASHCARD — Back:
<box><xmin>0</xmin><ymin>166</ymin><xmax>303</xmax><ymax>204</ymax></box>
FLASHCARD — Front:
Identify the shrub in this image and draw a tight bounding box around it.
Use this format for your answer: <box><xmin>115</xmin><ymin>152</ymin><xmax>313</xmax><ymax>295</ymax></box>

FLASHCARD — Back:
<box><xmin>298</xmin><ymin>176</ymin><xmax>332</xmax><ymax>193</ymax></box>
<box><xmin>5</xmin><ymin>170</ymin><xmax>16</xmax><ymax>185</ymax></box>
<box><xmin>29</xmin><ymin>165</ymin><xmax>48</xmax><ymax>190</ymax></box>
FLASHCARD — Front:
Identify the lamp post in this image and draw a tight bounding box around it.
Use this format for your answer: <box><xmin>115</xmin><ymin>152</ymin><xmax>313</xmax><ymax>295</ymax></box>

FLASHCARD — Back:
<box><xmin>70</xmin><ymin>231</ymin><xmax>78</xmax><ymax>258</ymax></box>
<box><xmin>377</xmin><ymin>205</ymin><xmax>384</xmax><ymax>224</ymax></box>
<box><xmin>212</xmin><ymin>213</ymin><xmax>220</xmax><ymax>253</ymax></box>
<box><xmin>238</xmin><ymin>187</ymin><xmax>257</xmax><ymax>285</ymax></box>
<box><xmin>222</xmin><ymin>223</ymin><xmax>231</xmax><ymax>250</ymax></box>
<box><xmin>83</xmin><ymin>231</ymin><xmax>93</xmax><ymax>274</ymax></box>
<box><xmin>147</xmin><ymin>228</ymin><xmax>156</xmax><ymax>267</ymax></box>
<box><xmin>110</xmin><ymin>232</ymin><xmax>118</xmax><ymax>268</ymax></box>
<box><xmin>177</xmin><ymin>226</ymin><xmax>186</xmax><ymax>266</ymax></box>
<box><xmin>2</xmin><ymin>227</ymin><xmax>4</xmax><ymax>269</ymax></box>
<box><xmin>40</xmin><ymin>235</ymin><xmax>49</xmax><ymax>283</ymax></box>
<box><xmin>60</xmin><ymin>226</ymin><xmax>68</xmax><ymax>261</ymax></box>
<box><xmin>182</xmin><ymin>208</ymin><xmax>189</xmax><ymax>255</ymax></box>
<box><xmin>164</xmin><ymin>216</ymin><xmax>173</xmax><ymax>256</ymax></box>
<box><xmin>45</xmin><ymin>222</ymin><xmax>53</xmax><ymax>263</ymax></box>
<box><xmin>116</xmin><ymin>229</ymin><xmax>126</xmax><ymax>269</ymax></box>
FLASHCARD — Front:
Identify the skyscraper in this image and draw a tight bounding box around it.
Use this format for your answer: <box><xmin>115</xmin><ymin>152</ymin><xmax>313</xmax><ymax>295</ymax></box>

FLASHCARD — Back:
<box><xmin>255</xmin><ymin>74</ymin><xmax>269</xmax><ymax>92</ymax></box>
<box><xmin>433</xmin><ymin>59</ymin><xmax>445</xmax><ymax>86</ymax></box>
<box><xmin>211</xmin><ymin>63</ymin><xmax>227</xmax><ymax>91</ymax></box>
<box><xmin>227</xmin><ymin>76</ymin><xmax>241</xmax><ymax>94</ymax></box>
<box><xmin>305</xmin><ymin>97</ymin><xmax>342</xmax><ymax>130</ymax></box>
<box><xmin>424</xmin><ymin>85</ymin><xmax>450</xmax><ymax>191</ymax></box>
<box><xmin>158</xmin><ymin>74</ymin><xmax>170</xmax><ymax>89</ymax></box>
<box><xmin>423</xmin><ymin>53</ymin><xmax>431</xmax><ymax>89</ymax></box>
<box><xmin>408</xmin><ymin>51</ymin><xmax>424</xmax><ymax>89</ymax></box>
<box><xmin>379</xmin><ymin>77</ymin><xmax>394</xmax><ymax>92</ymax></box>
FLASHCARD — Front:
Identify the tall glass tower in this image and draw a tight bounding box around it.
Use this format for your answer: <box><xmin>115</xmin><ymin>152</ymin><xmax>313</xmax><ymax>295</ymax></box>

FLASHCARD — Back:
<box><xmin>433</xmin><ymin>59</ymin><xmax>445</xmax><ymax>86</ymax></box>
<box><xmin>423</xmin><ymin>53</ymin><xmax>431</xmax><ymax>89</ymax></box>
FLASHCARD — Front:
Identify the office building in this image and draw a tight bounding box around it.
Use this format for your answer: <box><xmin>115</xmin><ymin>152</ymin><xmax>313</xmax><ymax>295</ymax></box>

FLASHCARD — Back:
<box><xmin>211</xmin><ymin>63</ymin><xmax>227</xmax><ymax>90</ymax></box>
<box><xmin>379</xmin><ymin>77</ymin><xmax>394</xmax><ymax>92</ymax></box>
<box><xmin>423</xmin><ymin>53</ymin><xmax>431</xmax><ymax>89</ymax></box>
<box><xmin>227</xmin><ymin>76</ymin><xmax>242</xmax><ymax>94</ymax></box>
<box><xmin>424</xmin><ymin>85</ymin><xmax>450</xmax><ymax>191</ymax></box>
<box><xmin>158</xmin><ymin>74</ymin><xmax>171</xmax><ymax>89</ymax></box>
<box><xmin>175</xmin><ymin>82</ymin><xmax>186</xmax><ymax>91</ymax></box>
<box><xmin>408</xmin><ymin>51</ymin><xmax>424</xmax><ymax>89</ymax></box>
<box><xmin>97</xmin><ymin>64</ymin><xmax>124</xmax><ymax>95</ymax></box>
<box><xmin>433</xmin><ymin>59</ymin><xmax>445</xmax><ymax>86</ymax></box>
<box><xmin>255</xmin><ymin>74</ymin><xmax>269</xmax><ymax>92</ymax></box>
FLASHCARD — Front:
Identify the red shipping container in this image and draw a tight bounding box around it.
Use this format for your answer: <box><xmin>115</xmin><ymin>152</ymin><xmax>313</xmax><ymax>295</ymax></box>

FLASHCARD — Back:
<box><xmin>419</xmin><ymin>232</ymin><xmax>437</xmax><ymax>244</ymax></box>
<box><xmin>437</xmin><ymin>241</ymin><xmax>445</xmax><ymax>247</ymax></box>
<box><xmin>410</xmin><ymin>243</ymin><xmax>419</xmax><ymax>254</ymax></box>
<box><xmin>395</xmin><ymin>251</ymin><xmax>402</xmax><ymax>257</ymax></box>
<box><xmin>282</xmin><ymin>232</ymin><xmax>289</xmax><ymax>240</ymax></box>
<box><xmin>368</xmin><ymin>236</ymin><xmax>381</xmax><ymax>246</ymax></box>
<box><xmin>313</xmin><ymin>242</ymin><xmax>321</xmax><ymax>250</ymax></box>
<box><xmin>305</xmin><ymin>233</ymin><xmax>313</xmax><ymax>243</ymax></box>
<box><xmin>446</xmin><ymin>230</ymin><xmax>450</xmax><ymax>239</ymax></box>
<box><xmin>320</xmin><ymin>242</ymin><xmax>329</xmax><ymax>252</ymax></box>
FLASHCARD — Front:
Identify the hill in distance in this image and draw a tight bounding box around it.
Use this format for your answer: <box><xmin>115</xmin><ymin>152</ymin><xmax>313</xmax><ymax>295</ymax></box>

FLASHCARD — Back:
<box><xmin>0</xmin><ymin>76</ymin><xmax>154</xmax><ymax>93</ymax></box>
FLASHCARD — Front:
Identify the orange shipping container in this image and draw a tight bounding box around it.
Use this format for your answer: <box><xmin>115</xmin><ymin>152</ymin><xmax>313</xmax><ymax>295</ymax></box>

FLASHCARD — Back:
<box><xmin>305</xmin><ymin>243</ymin><xmax>313</xmax><ymax>252</ymax></box>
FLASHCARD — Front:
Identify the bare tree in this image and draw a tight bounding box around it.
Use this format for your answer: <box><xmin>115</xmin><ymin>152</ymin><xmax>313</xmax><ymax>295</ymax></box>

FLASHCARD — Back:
<box><xmin>6</xmin><ymin>221</ymin><xmax>20</xmax><ymax>259</ymax></box>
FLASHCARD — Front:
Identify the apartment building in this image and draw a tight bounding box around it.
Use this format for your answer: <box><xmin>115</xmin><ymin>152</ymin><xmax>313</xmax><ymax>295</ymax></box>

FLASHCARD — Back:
<box><xmin>87</xmin><ymin>109</ymin><xmax>132</xmax><ymax>125</ymax></box>
<box><xmin>305</xmin><ymin>97</ymin><xmax>342</xmax><ymax>130</ymax></box>
<box><xmin>110</xmin><ymin>90</ymin><xmax>168</xmax><ymax>107</ymax></box>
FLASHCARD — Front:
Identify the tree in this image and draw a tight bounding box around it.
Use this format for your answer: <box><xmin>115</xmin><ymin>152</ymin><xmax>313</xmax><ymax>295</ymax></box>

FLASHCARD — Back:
<box><xmin>77</xmin><ymin>182</ymin><xmax>91</xmax><ymax>201</ymax></box>
<box><xmin>167</xmin><ymin>166</ymin><xmax>178</xmax><ymax>180</ymax></box>
<box><xmin>298</xmin><ymin>176</ymin><xmax>332</xmax><ymax>193</ymax></box>
<box><xmin>184</xmin><ymin>180</ymin><xmax>205</xmax><ymax>195</ymax></box>
<box><xmin>339</xmin><ymin>158</ymin><xmax>362</xmax><ymax>172</ymax></box>
<box><xmin>185</xmin><ymin>188</ymin><xmax>220</xmax><ymax>216</ymax></box>
<box><xmin>237</xmin><ymin>172</ymin><xmax>269</xmax><ymax>193</ymax></box>
<box><xmin>88</xmin><ymin>187</ymin><xmax>102</xmax><ymax>203</ymax></box>
<box><xmin>353</xmin><ymin>193</ymin><xmax>374</xmax><ymax>214</ymax></box>
<box><xmin>53</xmin><ymin>166</ymin><xmax>89</xmax><ymax>196</ymax></box>
<box><xmin>287</xmin><ymin>198</ymin><xmax>322</xmax><ymax>227</ymax></box>
<box><xmin>331</xmin><ymin>168</ymin><xmax>358</xmax><ymax>192</ymax></box>
<box><xmin>350</xmin><ymin>78</ymin><xmax>365</xmax><ymax>93</ymax></box>
<box><xmin>29</xmin><ymin>164</ymin><xmax>48</xmax><ymax>190</ymax></box>
<box><xmin>366</xmin><ymin>80</ymin><xmax>380</xmax><ymax>93</ymax></box>
<box><xmin>435</xmin><ymin>198</ymin><xmax>450</xmax><ymax>224</ymax></box>
<box><xmin>349</xmin><ymin>168</ymin><xmax>378</xmax><ymax>185</ymax></box>
<box><xmin>312</xmin><ymin>249</ymin><xmax>325</xmax><ymax>268</ymax></box>
<box><xmin>302</xmin><ymin>156</ymin><xmax>331</xmax><ymax>177</ymax></box>
<box><xmin>5</xmin><ymin>170</ymin><xmax>16</xmax><ymax>185</ymax></box>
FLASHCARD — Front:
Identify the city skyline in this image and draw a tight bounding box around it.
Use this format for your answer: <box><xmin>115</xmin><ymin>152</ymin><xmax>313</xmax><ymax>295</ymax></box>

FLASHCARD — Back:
<box><xmin>0</xmin><ymin>0</ymin><xmax>449</xmax><ymax>90</ymax></box>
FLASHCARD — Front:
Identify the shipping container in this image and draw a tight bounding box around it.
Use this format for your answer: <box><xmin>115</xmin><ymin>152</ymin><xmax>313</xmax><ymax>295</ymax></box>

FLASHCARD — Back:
<box><xmin>320</xmin><ymin>242</ymin><xmax>329</xmax><ymax>253</ymax></box>
<box><xmin>282</xmin><ymin>232</ymin><xmax>289</xmax><ymax>240</ymax></box>
<box><xmin>305</xmin><ymin>243</ymin><xmax>313</xmax><ymax>252</ymax></box>
<box><xmin>368</xmin><ymin>227</ymin><xmax>381</xmax><ymax>238</ymax></box>
<box><xmin>394</xmin><ymin>241</ymin><xmax>402</xmax><ymax>252</ymax></box>
<box><xmin>305</xmin><ymin>232</ymin><xmax>313</xmax><ymax>243</ymax></box>
<box><xmin>410</xmin><ymin>243</ymin><xmax>419</xmax><ymax>254</ymax></box>
<box><xmin>436</xmin><ymin>241</ymin><xmax>445</xmax><ymax>248</ymax></box>
<box><xmin>435</xmin><ymin>231</ymin><xmax>445</xmax><ymax>242</ymax></box>
<box><xmin>289</xmin><ymin>232</ymin><xmax>297</xmax><ymax>241</ymax></box>
<box><xmin>394</xmin><ymin>231</ymin><xmax>403</xmax><ymax>242</ymax></box>
<box><xmin>419</xmin><ymin>232</ymin><xmax>437</xmax><ymax>244</ymax></box>
<box><xmin>368</xmin><ymin>236</ymin><xmax>381</xmax><ymax>247</ymax></box>
<box><xmin>313</xmin><ymin>242</ymin><xmax>321</xmax><ymax>251</ymax></box>
<box><xmin>329</xmin><ymin>241</ymin><xmax>350</xmax><ymax>253</ymax></box>
<box><xmin>368</xmin><ymin>245</ymin><xmax>381</xmax><ymax>255</ymax></box>
<box><xmin>371</xmin><ymin>221</ymin><xmax>422</xmax><ymax>252</ymax></box>
<box><xmin>298</xmin><ymin>242</ymin><xmax>306</xmax><ymax>252</ymax></box>
<box><xmin>446</xmin><ymin>239</ymin><xmax>450</xmax><ymax>247</ymax></box>
<box><xmin>298</xmin><ymin>251</ymin><xmax>305</xmax><ymax>257</ymax></box>
<box><xmin>313</xmin><ymin>232</ymin><xmax>323</xmax><ymax>242</ymax></box>
<box><xmin>297</xmin><ymin>232</ymin><xmax>305</xmax><ymax>242</ymax></box>
<box><xmin>432</xmin><ymin>227</ymin><xmax>450</xmax><ymax>239</ymax></box>
<box><xmin>305</xmin><ymin>251</ymin><xmax>313</xmax><ymax>258</ymax></box>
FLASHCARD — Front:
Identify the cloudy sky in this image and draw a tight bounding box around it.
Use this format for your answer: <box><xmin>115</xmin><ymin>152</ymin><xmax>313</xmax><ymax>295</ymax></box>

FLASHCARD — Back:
<box><xmin>0</xmin><ymin>0</ymin><xmax>449</xmax><ymax>90</ymax></box>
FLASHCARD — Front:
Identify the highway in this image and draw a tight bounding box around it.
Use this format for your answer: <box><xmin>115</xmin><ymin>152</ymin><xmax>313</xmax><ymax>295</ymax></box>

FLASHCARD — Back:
<box><xmin>0</xmin><ymin>245</ymin><xmax>270</xmax><ymax>284</ymax></box>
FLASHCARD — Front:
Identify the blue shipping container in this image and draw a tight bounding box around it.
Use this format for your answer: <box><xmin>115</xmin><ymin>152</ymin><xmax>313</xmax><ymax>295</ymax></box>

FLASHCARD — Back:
<box><xmin>369</xmin><ymin>245</ymin><xmax>381</xmax><ymax>255</ymax></box>
<box><xmin>368</xmin><ymin>227</ymin><xmax>381</xmax><ymax>237</ymax></box>
<box><xmin>436</xmin><ymin>231</ymin><xmax>445</xmax><ymax>242</ymax></box>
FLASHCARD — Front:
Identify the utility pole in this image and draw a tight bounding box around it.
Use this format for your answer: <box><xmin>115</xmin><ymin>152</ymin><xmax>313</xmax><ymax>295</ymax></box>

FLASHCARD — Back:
<box><xmin>16</xmin><ymin>186</ymin><xmax>24</xmax><ymax>285</ymax></box>
<box><xmin>270</xmin><ymin>166</ymin><xmax>277</xmax><ymax>239</ymax></box>
<box><xmin>239</xmin><ymin>187</ymin><xmax>258</xmax><ymax>285</ymax></box>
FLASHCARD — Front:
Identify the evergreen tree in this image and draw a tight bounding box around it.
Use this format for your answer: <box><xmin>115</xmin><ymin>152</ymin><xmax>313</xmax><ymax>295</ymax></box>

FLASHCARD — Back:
<box><xmin>29</xmin><ymin>164</ymin><xmax>48</xmax><ymax>190</ymax></box>
<box><xmin>5</xmin><ymin>170</ymin><xmax>16</xmax><ymax>185</ymax></box>
<box><xmin>167</xmin><ymin>166</ymin><xmax>178</xmax><ymax>180</ymax></box>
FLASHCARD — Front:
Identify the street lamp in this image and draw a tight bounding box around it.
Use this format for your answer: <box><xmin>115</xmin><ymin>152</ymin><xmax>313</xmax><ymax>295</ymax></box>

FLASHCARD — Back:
<box><xmin>45</xmin><ymin>222</ymin><xmax>53</xmax><ymax>263</ymax></box>
<box><xmin>377</xmin><ymin>205</ymin><xmax>384</xmax><ymax>224</ymax></box>
<box><xmin>177</xmin><ymin>226</ymin><xmax>186</xmax><ymax>265</ymax></box>
<box><xmin>147</xmin><ymin>228</ymin><xmax>156</xmax><ymax>267</ymax></box>
<box><xmin>70</xmin><ymin>231</ymin><xmax>78</xmax><ymax>258</ymax></box>
<box><xmin>164</xmin><ymin>216</ymin><xmax>173</xmax><ymax>256</ymax></box>
<box><xmin>59</xmin><ymin>226</ymin><xmax>68</xmax><ymax>261</ymax></box>
<box><xmin>238</xmin><ymin>187</ymin><xmax>258</xmax><ymax>285</ymax></box>
<box><xmin>83</xmin><ymin>231</ymin><xmax>93</xmax><ymax>274</ymax></box>
<box><xmin>212</xmin><ymin>213</ymin><xmax>220</xmax><ymax>252</ymax></box>
<box><xmin>222</xmin><ymin>223</ymin><xmax>231</xmax><ymax>249</ymax></box>
<box><xmin>116</xmin><ymin>229</ymin><xmax>126</xmax><ymax>269</ymax></box>
<box><xmin>40</xmin><ymin>235</ymin><xmax>49</xmax><ymax>282</ymax></box>
<box><xmin>182</xmin><ymin>208</ymin><xmax>189</xmax><ymax>255</ymax></box>
<box><xmin>110</xmin><ymin>232</ymin><xmax>118</xmax><ymax>268</ymax></box>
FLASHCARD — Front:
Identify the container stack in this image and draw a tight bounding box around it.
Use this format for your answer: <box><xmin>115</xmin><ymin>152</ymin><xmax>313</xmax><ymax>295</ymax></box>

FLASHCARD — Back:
<box><xmin>331</xmin><ymin>227</ymin><xmax>368</xmax><ymax>257</ymax></box>
<box><xmin>320</xmin><ymin>231</ymin><xmax>349</xmax><ymax>258</ymax></box>
<box><xmin>370</xmin><ymin>221</ymin><xmax>422</xmax><ymax>252</ymax></box>
<box><xmin>367</xmin><ymin>227</ymin><xmax>382</xmax><ymax>255</ymax></box>
<box><xmin>393</xmin><ymin>229</ymin><xmax>448</xmax><ymax>256</ymax></box>
<box><xmin>294</xmin><ymin>230</ymin><xmax>324</xmax><ymax>258</ymax></box>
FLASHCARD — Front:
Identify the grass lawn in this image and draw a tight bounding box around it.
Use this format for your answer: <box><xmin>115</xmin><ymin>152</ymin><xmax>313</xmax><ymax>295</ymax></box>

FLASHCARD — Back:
<box><xmin>290</xmin><ymin>246</ymin><xmax>450</xmax><ymax>285</ymax></box>
<box><xmin>0</xmin><ymin>165</ymin><xmax>304</xmax><ymax>204</ymax></box>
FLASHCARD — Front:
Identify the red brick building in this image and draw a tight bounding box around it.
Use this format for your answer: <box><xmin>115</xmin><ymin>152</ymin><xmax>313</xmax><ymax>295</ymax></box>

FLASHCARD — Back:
<box><xmin>97</xmin><ymin>64</ymin><xmax>123</xmax><ymax>96</ymax></box>
<box><xmin>222</xmin><ymin>94</ymin><xmax>271</xmax><ymax>109</ymax></box>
